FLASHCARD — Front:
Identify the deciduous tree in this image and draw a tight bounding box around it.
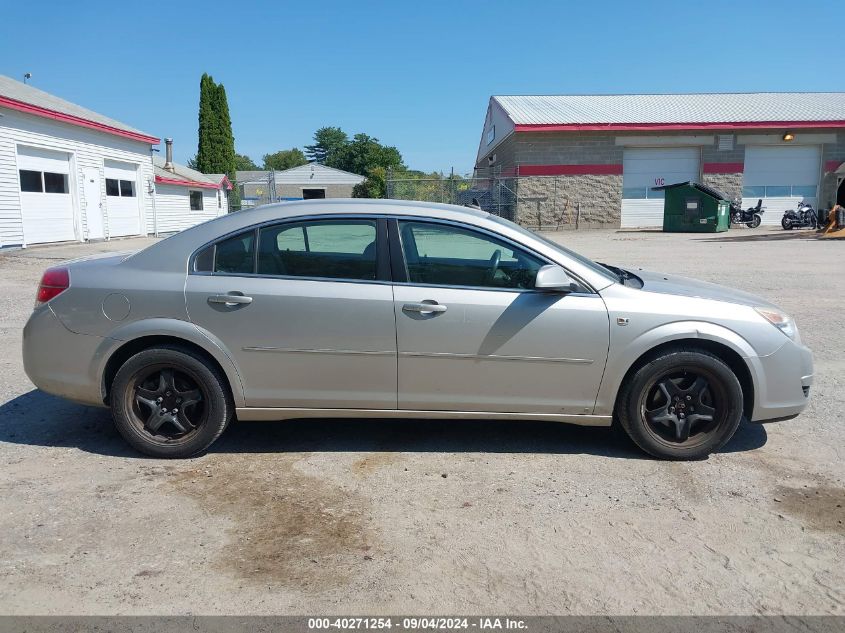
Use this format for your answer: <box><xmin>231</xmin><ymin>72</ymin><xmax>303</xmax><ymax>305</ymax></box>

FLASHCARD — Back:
<box><xmin>305</xmin><ymin>127</ymin><xmax>349</xmax><ymax>164</ymax></box>
<box><xmin>263</xmin><ymin>148</ymin><xmax>308</xmax><ymax>171</ymax></box>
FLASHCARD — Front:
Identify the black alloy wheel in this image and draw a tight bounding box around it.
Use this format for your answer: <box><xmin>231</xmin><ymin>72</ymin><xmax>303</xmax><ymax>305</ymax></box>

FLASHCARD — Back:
<box><xmin>616</xmin><ymin>348</ymin><xmax>744</xmax><ymax>460</ymax></box>
<box><xmin>111</xmin><ymin>346</ymin><xmax>232</xmax><ymax>458</ymax></box>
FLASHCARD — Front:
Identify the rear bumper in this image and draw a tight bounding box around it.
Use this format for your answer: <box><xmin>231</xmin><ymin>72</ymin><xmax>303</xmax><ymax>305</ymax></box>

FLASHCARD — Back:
<box><xmin>750</xmin><ymin>338</ymin><xmax>813</xmax><ymax>422</ymax></box>
<box><xmin>22</xmin><ymin>305</ymin><xmax>107</xmax><ymax>407</ymax></box>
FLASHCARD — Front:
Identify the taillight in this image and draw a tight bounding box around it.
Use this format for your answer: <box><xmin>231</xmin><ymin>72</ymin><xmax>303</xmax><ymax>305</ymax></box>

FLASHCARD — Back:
<box><xmin>35</xmin><ymin>266</ymin><xmax>70</xmax><ymax>307</ymax></box>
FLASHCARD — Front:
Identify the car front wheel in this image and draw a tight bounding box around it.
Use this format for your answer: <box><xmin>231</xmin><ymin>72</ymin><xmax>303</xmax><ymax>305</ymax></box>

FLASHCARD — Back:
<box><xmin>616</xmin><ymin>348</ymin><xmax>744</xmax><ymax>460</ymax></box>
<box><xmin>111</xmin><ymin>345</ymin><xmax>233</xmax><ymax>458</ymax></box>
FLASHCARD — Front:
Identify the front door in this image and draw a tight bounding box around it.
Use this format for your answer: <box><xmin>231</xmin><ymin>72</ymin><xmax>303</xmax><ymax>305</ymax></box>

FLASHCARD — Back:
<box><xmin>82</xmin><ymin>167</ymin><xmax>104</xmax><ymax>240</ymax></box>
<box><xmin>185</xmin><ymin>217</ymin><xmax>397</xmax><ymax>409</ymax></box>
<box><xmin>392</xmin><ymin>219</ymin><xmax>609</xmax><ymax>414</ymax></box>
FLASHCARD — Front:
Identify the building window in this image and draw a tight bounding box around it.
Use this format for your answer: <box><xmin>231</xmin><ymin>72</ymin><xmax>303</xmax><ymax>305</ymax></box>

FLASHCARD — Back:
<box><xmin>43</xmin><ymin>172</ymin><xmax>69</xmax><ymax>193</ymax></box>
<box><xmin>107</xmin><ymin>178</ymin><xmax>136</xmax><ymax>197</ymax></box>
<box><xmin>217</xmin><ymin>190</ymin><xmax>222</xmax><ymax>209</ymax></box>
<box><xmin>119</xmin><ymin>180</ymin><xmax>135</xmax><ymax>197</ymax></box>
<box><xmin>19</xmin><ymin>170</ymin><xmax>69</xmax><ymax>194</ymax></box>
<box><xmin>19</xmin><ymin>169</ymin><xmax>43</xmax><ymax>192</ymax></box>
<box><xmin>302</xmin><ymin>188</ymin><xmax>326</xmax><ymax>200</ymax></box>
<box><xmin>190</xmin><ymin>190</ymin><xmax>204</xmax><ymax>211</ymax></box>
<box><xmin>741</xmin><ymin>185</ymin><xmax>818</xmax><ymax>198</ymax></box>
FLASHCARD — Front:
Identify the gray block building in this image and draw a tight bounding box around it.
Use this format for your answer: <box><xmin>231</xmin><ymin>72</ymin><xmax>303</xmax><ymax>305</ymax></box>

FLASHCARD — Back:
<box><xmin>475</xmin><ymin>94</ymin><xmax>845</xmax><ymax>228</ymax></box>
<box><xmin>238</xmin><ymin>163</ymin><xmax>364</xmax><ymax>208</ymax></box>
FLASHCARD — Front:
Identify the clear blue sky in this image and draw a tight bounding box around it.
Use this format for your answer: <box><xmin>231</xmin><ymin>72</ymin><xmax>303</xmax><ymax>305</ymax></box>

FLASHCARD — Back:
<box><xmin>0</xmin><ymin>0</ymin><xmax>839</xmax><ymax>173</ymax></box>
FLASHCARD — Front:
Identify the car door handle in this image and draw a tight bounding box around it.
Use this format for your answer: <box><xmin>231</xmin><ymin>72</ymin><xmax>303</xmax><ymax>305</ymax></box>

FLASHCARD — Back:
<box><xmin>208</xmin><ymin>293</ymin><xmax>253</xmax><ymax>306</ymax></box>
<box><xmin>402</xmin><ymin>301</ymin><xmax>447</xmax><ymax>314</ymax></box>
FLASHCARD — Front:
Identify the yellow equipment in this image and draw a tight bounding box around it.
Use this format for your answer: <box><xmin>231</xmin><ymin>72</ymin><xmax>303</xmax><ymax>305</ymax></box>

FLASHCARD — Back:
<box><xmin>820</xmin><ymin>206</ymin><xmax>845</xmax><ymax>239</ymax></box>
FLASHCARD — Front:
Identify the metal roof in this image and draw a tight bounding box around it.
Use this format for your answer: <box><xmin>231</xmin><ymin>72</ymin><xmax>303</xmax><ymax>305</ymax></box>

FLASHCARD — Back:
<box><xmin>153</xmin><ymin>156</ymin><xmax>220</xmax><ymax>187</ymax></box>
<box><xmin>237</xmin><ymin>163</ymin><xmax>365</xmax><ymax>185</ymax></box>
<box><xmin>0</xmin><ymin>74</ymin><xmax>158</xmax><ymax>142</ymax></box>
<box><xmin>493</xmin><ymin>93</ymin><xmax>845</xmax><ymax>126</ymax></box>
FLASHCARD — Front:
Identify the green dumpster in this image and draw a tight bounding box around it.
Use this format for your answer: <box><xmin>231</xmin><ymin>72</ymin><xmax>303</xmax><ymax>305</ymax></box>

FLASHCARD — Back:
<box><xmin>655</xmin><ymin>181</ymin><xmax>730</xmax><ymax>233</ymax></box>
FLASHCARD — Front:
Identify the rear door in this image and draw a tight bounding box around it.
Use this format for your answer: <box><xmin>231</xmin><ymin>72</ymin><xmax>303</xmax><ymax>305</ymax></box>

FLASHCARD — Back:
<box><xmin>185</xmin><ymin>217</ymin><xmax>397</xmax><ymax>409</ymax></box>
<box><xmin>391</xmin><ymin>219</ymin><xmax>610</xmax><ymax>414</ymax></box>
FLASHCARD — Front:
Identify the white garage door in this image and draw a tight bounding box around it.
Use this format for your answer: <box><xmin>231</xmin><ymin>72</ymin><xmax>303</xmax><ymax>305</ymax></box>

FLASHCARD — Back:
<box><xmin>621</xmin><ymin>147</ymin><xmax>700</xmax><ymax>228</ymax></box>
<box><xmin>17</xmin><ymin>146</ymin><xmax>76</xmax><ymax>245</ymax></box>
<box><xmin>104</xmin><ymin>160</ymin><xmax>141</xmax><ymax>237</ymax></box>
<box><xmin>742</xmin><ymin>146</ymin><xmax>821</xmax><ymax>226</ymax></box>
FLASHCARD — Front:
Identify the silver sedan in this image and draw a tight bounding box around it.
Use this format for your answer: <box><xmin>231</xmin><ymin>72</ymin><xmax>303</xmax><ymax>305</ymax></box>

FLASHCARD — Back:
<box><xmin>22</xmin><ymin>199</ymin><xmax>813</xmax><ymax>459</ymax></box>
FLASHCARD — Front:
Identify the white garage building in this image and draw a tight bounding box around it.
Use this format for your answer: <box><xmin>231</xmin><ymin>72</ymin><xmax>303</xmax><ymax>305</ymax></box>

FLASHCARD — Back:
<box><xmin>0</xmin><ymin>74</ymin><xmax>231</xmax><ymax>247</ymax></box>
<box><xmin>151</xmin><ymin>138</ymin><xmax>231</xmax><ymax>234</ymax></box>
<box><xmin>474</xmin><ymin>93</ymin><xmax>845</xmax><ymax>228</ymax></box>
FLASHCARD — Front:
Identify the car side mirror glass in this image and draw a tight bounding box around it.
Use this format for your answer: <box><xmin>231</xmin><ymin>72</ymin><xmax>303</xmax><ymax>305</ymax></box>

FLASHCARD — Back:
<box><xmin>534</xmin><ymin>264</ymin><xmax>578</xmax><ymax>292</ymax></box>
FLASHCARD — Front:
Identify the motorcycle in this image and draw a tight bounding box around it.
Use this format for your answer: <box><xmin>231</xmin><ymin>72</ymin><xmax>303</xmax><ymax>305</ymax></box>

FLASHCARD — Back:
<box><xmin>781</xmin><ymin>201</ymin><xmax>817</xmax><ymax>230</ymax></box>
<box><xmin>730</xmin><ymin>198</ymin><xmax>764</xmax><ymax>228</ymax></box>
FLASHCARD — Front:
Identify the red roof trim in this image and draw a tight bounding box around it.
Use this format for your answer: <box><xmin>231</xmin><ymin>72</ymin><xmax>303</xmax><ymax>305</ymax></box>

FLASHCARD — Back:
<box><xmin>0</xmin><ymin>95</ymin><xmax>160</xmax><ymax>145</ymax></box>
<box><xmin>219</xmin><ymin>175</ymin><xmax>233</xmax><ymax>190</ymax></box>
<box><xmin>703</xmin><ymin>162</ymin><xmax>744</xmax><ymax>174</ymax></box>
<box><xmin>155</xmin><ymin>175</ymin><xmax>219</xmax><ymax>190</ymax></box>
<box><xmin>514</xmin><ymin>120</ymin><xmax>845</xmax><ymax>133</ymax></box>
<box><xmin>518</xmin><ymin>164</ymin><xmax>623</xmax><ymax>176</ymax></box>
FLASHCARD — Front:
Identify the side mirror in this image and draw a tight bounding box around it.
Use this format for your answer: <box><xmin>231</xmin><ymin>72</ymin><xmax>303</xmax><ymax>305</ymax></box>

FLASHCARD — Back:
<box><xmin>534</xmin><ymin>264</ymin><xmax>578</xmax><ymax>292</ymax></box>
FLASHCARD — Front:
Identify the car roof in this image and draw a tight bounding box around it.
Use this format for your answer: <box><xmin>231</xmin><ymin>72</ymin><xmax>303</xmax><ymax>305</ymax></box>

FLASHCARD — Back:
<box><xmin>235</xmin><ymin>198</ymin><xmax>491</xmax><ymax>221</ymax></box>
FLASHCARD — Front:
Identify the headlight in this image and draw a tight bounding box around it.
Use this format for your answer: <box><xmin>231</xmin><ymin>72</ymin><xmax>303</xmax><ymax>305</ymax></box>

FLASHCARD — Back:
<box><xmin>755</xmin><ymin>307</ymin><xmax>797</xmax><ymax>340</ymax></box>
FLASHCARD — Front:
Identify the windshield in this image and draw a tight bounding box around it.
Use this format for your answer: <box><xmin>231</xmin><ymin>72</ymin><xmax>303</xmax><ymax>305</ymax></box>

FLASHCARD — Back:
<box><xmin>488</xmin><ymin>215</ymin><xmax>619</xmax><ymax>283</ymax></box>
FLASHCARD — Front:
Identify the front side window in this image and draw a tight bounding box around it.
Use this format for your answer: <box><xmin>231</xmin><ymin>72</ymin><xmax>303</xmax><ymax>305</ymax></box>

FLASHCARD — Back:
<box><xmin>398</xmin><ymin>221</ymin><xmax>543</xmax><ymax>289</ymax></box>
<box><xmin>190</xmin><ymin>190</ymin><xmax>203</xmax><ymax>211</ymax></box>
<box><xmin>257</xmin><ymin>219</ymin><xmax>377</xmax><ymax>280</ymax></box>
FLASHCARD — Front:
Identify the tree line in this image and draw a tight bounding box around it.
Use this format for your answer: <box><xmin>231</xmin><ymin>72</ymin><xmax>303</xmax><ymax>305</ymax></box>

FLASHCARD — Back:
<box><xmin>190</xmin><ymin>74</ymin><xmax>448</xmax><ymax>201</ymax></box>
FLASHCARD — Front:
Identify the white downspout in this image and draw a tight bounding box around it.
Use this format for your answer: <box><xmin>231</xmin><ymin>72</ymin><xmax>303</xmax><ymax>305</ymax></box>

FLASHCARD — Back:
<box><xmin>149</xmin><ymin>146</ymin><xmax>159</xmax><ymax>238</ymax></box>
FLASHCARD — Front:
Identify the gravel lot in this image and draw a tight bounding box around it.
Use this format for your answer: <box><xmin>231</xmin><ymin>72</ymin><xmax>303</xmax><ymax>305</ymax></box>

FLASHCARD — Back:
<box><xmin>0</xmin><ymin>227</ymin><xmax>842</xmax><ymax>616</ymax></box>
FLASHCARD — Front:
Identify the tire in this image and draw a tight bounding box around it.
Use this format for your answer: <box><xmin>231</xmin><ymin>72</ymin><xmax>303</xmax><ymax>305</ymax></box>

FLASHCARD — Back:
<box><xmin>616</xmin><ymin>348</ymin><xmax>744</xmax><ymax>460</ymax></box>
<box><xmin>110</xmin><ymin>345</ymin><xmax>233</xmax><ymax>458</ymax></box>
<box><xmin>804</xmin><ymin>212</ymin><xmax>817</xmax><ymax>229</ymax></box>
<box><xmin>782</xmin><ymin>216</ymin><xmax>793</xmax><ymax>230</ymax></box>
<box><xmin>748</xmin><ymin>214</ymin><xmax>761</xmax><ymax>229</ymax></box>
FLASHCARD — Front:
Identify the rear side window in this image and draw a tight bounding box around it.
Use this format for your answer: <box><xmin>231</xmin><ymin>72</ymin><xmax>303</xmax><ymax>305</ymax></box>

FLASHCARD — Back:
<box><xmin>193</xmin><ymin>230</ymin><xmax>256</xmax><ymax>274</ymax></box>
<box><xmin>257</xmin><ymin>219</ymin><xmax>377</xmax><ymax>280</ymax></box>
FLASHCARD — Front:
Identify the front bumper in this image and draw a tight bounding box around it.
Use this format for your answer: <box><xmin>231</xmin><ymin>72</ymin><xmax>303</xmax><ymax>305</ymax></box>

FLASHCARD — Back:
<box><xmin>750</xmin><ymin>337</ymin><xmax>813</xmax><ymax>422</ymax></box>
<box><xmin>22</xmin><ymin>305</ymin><xmax>107</xmax><ymax>407</ymax></box>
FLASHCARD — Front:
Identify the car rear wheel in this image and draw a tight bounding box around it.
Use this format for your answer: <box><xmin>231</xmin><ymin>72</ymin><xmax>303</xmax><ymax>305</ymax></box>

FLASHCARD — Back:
<box><xmin>616</xmin><ymin>348</ymin><xmax>743</xmax><ymax>460</ymax></box>
<box><xmin>111</xmin><ymin>346</ymin><xmax>232</xmax><ymax>458</ymax></box>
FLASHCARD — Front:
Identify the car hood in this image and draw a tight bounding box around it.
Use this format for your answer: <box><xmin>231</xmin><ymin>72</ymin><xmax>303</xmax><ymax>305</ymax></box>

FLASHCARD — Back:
<box><xmin>631</xmin><ymin>269</ymin><xmax>780</xmax><ymax>310</ymax></box>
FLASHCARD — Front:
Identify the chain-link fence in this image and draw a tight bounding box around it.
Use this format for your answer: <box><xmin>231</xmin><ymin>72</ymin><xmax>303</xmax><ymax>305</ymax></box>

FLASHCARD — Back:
<box><xmin>386</xmin><ymin>168</ymin><xmax>620</xmax><ymax>230</ymax></box>
<box><xmin>237</xmin><ymin>171</ymin><xmax>278</xmax><ymax>210</ymax></box>
<box><xmin>386</xmin><ymin>170</ymin><xmax>520</xmax><ymax>220</ymax></box>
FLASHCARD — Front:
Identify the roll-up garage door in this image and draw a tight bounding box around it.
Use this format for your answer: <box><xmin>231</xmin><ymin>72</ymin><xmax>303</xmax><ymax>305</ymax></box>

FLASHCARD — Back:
<box><xmin>742</xmin><ymin>146</ymin><xmax>821</xmax><ymax>225</ymax></box>
<box><xmin>17</xmin><ymin>146</ymin><xmax>76</xmax><ymax>244</ymax></box>
<box><xmin>621</xmin><ymin>147</ymin><xmax>700</xmax><ymax>228</ymax></box>
<box><xmin>104</xmin><ymin>160</ymin><xmax>141</xmax><ymax>237</ymax></box>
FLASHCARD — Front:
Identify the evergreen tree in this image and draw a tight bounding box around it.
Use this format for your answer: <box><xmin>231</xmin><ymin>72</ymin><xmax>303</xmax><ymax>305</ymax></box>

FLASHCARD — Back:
<box><xmin>195</xmin><ymin>73</ymin><xmax>239</xmax><ymax>209</ymax></box>
<box><xmin>195</xmin><ymin>74</ymin><xmax>218</xmax><ymax>174</ymax></box>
